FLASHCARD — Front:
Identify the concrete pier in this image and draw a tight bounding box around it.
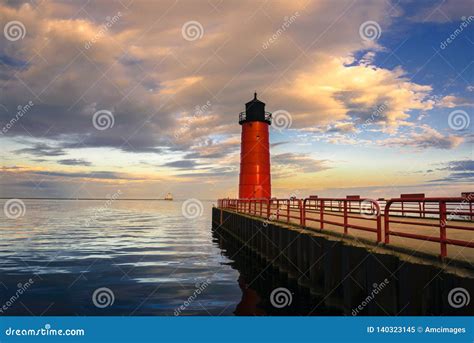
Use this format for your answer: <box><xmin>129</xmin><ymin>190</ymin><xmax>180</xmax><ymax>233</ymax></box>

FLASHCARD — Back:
<box><xmin>212</xmin><ymin>207</ymin><xmax>474</xmax><ymax>315</ymax></box>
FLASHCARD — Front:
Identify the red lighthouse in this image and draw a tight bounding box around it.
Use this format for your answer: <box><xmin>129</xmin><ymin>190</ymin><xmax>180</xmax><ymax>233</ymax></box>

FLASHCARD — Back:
<box><xmin>238</xmin><ymin>93</ymin><xmax>272</xmax><ymax>199</ymax></box>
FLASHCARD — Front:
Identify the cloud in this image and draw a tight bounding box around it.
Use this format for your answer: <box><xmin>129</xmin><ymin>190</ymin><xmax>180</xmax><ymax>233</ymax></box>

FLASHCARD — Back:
<box><xmin>184</xmin><ymin>137</ymin><xmax>241</xmax><ymax>159</ymax></box>
<box><xmin>0</xmin><ymin>0</ymin><xmax>415</xmax><ymax>155</ymax></box>
<box><xmin>270</xmin><ymin>141</ymin><xmax>290</xmax><ymax>148</ymax></box>
<box><xmin>31</xmin><ymin>170</ymin><xmax>141</xmax><ymax>180</ymax></box>
<box><xmin>325</xmin><ymin>121</ymin><xmax>357</xmax><ymax>133</ymax></box>
<box><xmin>15</xmin><ymin>143</ymin><xmax>66</xmax><ymax>156</ymax></box>
<box><xmin>0</xmin><ymin>0</ymin><xmax>469</xmax><ymax>199</ymax></box>
<box><xmin>436</xmin><ymin>95</ymin><xmax>474</xmax><ymax>108</ymax></box>
<box><xmin>57</xmin><ymin>158</ymin><xmax>92</xmax><ymax>166</ymax></box>
<box><xmin>422</xmin><ymin>159</ymin><xmax>474</xmax><ymax>183</ymax></box>
<box><xmin>278</xmin><ymin>59</ymin><xmax>434</xmax><ymax>133</ymax></box>
<box><xmin>272</xmin><ymin>152</ymin><xmax>330</xmax><ymax>178</ymax></box>
<box><xmin>441</xmin><ymin>159</ymin><xmax>474</xmax><ymax>172</ymax></box>
<box><xmin>379</xmin><ymin>125</ymin><xmax>463</xmax><ymax>150</ymax></box>
<box><xmin>429</xmin><ymin>172</ymin><xmax>474</xmax><ymax>183</ymax></box>
<box><xmin>163</xmin><ymin>159</ymin><xmax>199</xmax><ymax>169</ymax></box>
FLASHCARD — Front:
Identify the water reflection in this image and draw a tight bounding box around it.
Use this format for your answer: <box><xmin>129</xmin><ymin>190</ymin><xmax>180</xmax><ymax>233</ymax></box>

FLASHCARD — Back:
<box><xmin>0</xmin><ymin>200</ymin><xmax>241</xmax><ymax>316</ymax></box>
<box><xmin>0</xmin><ymin>199</ymin><xmax>342</xmax><ymax>316</ymax></box>
<box><xmin>212</xmin><ymin>228</ymin><xmax>343</xmax><ymax>316</ymax></box>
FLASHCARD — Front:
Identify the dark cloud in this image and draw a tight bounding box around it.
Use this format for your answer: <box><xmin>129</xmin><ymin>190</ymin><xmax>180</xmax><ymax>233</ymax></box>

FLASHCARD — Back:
<box><xmin>11</xmin><ymin>180</ymin><xmax>59</xmax><ymax>189</ymax></box>
<box><xmin>270</xmin><ymin>141</ymin><xmax>290</xmax><ymax>148</ymax></box>
<box><xmin>379</xmin><ymin>126</ymin><xmax>463</xmax><ymax>150</ymax></box>
<box><xmin>15</xmin><ymin>143</ymin><xmax>66</xmax><ymax>156</ymax></box>
<box><xmin>31</xmin><ymin>170</ymin><xmax>141</xmax><ymax>180</ymax></box>
<box><xmin>163</xmin><ymin>160</ymin><xmax>199</xmax><ymax>169</ymax></box>
<box><xmin>429</xmin><ymin>172</ymin><xmax>474</xmax><ymax>183</ymax></box>
<box><xmin>429</xmin><ymin>160</ymin><xmax>474</xmax><ymax>183</ymax></box>
<box><xmin>443</xmin><ymin>160</ymin><xmax>474</xmax><ymax>172</ymax></box>
<box><xmin>184</xmin><ymin>151</ymin><xmax>227</xmax><ymax>159</ymax></box>
<box><xmin>57</xmin><ymin>158</ymin><xmax>92</xmax><ymax>166</ymax></box>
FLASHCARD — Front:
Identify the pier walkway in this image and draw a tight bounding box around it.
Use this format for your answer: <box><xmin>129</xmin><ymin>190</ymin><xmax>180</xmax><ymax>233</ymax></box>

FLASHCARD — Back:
<box><xmin>217</xmin><ymin>195</ymin><xmax>474</xmax><ymax>265</ymax></box>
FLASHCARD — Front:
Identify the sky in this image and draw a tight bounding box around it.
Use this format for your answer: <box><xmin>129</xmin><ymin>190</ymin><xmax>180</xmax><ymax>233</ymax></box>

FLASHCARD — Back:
<box><xmin>0</xmin><ymin>0</ymin><xmax>473</xmax><ymax>200</ymax></box>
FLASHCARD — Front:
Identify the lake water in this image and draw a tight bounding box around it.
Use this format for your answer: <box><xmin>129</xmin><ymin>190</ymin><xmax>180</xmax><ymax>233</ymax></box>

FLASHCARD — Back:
<box><xmin>0</xmin><ymin>199</ymin><xmax>337</xmax><ymax>316</ymax></box>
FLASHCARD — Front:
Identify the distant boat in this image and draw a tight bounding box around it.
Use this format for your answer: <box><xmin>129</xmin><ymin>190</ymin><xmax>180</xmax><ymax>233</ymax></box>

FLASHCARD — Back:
<box><xmin>164</xmin><ymin>193</ymin><xmax>173</xmax><ymax>201</ymax></box>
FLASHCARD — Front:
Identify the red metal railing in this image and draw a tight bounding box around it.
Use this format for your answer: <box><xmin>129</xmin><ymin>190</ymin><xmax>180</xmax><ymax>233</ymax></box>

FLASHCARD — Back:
<box><xmin>301</xmin><ymin>198</ymin><xmax>382</xmax><ymax>242</ymax></box>
<box><xmin>219</xmin><ymin>197</ymin><xmax>382</xmax><ymax>242</ymax></box>
<box><xmin>384</xmin><ymin>197</ymin><xmax>474</xmax><ymax>257</ymax></box>
<box><xmin>217</xmin><ymin>195</ymin><xmax>474</xmax><ymax>258</ymax></box>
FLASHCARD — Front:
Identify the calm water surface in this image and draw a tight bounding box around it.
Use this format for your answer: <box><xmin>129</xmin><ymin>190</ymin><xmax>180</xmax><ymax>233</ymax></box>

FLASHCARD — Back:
<box><xmin>1</xmin><ymin>200</ymin><xmax>242</xmax><ymax>315</ymax></box>
<box><xmin>0</xmin><ymin>199</ymin><xmax>337</xmax><ymax>316</ymax></box>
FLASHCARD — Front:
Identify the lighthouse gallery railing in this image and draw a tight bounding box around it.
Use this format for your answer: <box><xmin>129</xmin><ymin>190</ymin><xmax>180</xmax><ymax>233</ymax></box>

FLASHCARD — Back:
<box><xmin>217</xmin><ymin>196</ymin><xmax>474</xmax><ymax>258</ymax></box>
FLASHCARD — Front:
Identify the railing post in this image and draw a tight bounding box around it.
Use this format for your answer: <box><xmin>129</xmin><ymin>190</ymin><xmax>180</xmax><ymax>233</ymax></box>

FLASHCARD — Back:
<box><xmin>287</xmin><ymin>200</ymin><xmax>290</xmax><ymax>223</ymax></box>
<box><xmin>320</xmin><ymin>200</ymin><xmax>324</xmax><ymax>230</ymax></box>
<box><xmin>374</xmin><ymin>200</ymin><xmax>382</xmax><ymax>243</ymax></box>
<box><xmin>343</xmin><ymin>201</ymin><xmax>348</xmax><ymax>235</ymax></box>
<box><xmin>384</xmin><ymin>201</ymin><xmax>391</xmax><ymax>244</ymax></box>
<box><xmin>470</xmin><ymin>201</ymin><xmax>473</xmax><ymax>221</ymax></box>
<box><xmin>266</xmin><ymin>199</ymin><xmax>270</xmax><ymax>219</ymax></box>
<box><xmin>277</xmin><ymin>200</ymin><xmax>280</xmax><ymax>221</ymax></box>
<box><xmin>440</xmin><ymin>200</ymin><xmax>447</xmax><ymax>258</ymax></box>
<box><xmin>301</xmin><ymin>199</ymin><xmax>306</xmax><ymax>227</ymax></box>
